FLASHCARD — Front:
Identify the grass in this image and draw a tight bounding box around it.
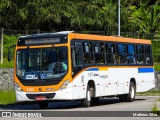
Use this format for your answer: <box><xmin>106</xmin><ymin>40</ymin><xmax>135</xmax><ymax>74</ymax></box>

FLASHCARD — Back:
<box><xmin>151</xmin><ymin>101</ymin><xmax>160</xmax><ymax>115</ymax></box>
<box><xmin>137</xmin><ymin>89</ymin><xmax>160</xmax><ymax>96</ymax></box>
<box><xmin>0</xmin><ymin>61</ymin><xmax>14</xmax><ymax>68</ymax></box>
<box><xmin>0</xmin><ymin>90</ymin><xmax>16</xmax><ymax>105</ymax></box>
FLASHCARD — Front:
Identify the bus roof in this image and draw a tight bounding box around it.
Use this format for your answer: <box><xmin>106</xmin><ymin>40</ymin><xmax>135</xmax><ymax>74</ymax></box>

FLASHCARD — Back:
<box><xmin>19</xmin><ymin>31</ymin><xmax>73</xmax><ymax>39</ymax></box>
<box><xmin>68</xmin><ymin>33</ymin><xmax>151</xmax><ymax>44</ymax></box>
<box><xmin>18</xmin><ymin>31</ymin><xmax>151</xmax><ymax>45</ymax></box>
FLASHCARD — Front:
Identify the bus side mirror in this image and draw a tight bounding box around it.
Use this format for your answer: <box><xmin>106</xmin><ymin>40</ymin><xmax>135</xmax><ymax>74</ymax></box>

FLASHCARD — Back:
<box><xmin>8</xmin><ymin>48</ymin><xmax>11</xmax><ymax>62</ymax></box>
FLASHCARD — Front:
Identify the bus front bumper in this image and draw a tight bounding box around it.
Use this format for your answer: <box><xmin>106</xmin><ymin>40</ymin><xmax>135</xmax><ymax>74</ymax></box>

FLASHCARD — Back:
<box><xmin>15</xmin><ymin>87</ymin><xmax>73</xmax><ymax>102</ymax></box>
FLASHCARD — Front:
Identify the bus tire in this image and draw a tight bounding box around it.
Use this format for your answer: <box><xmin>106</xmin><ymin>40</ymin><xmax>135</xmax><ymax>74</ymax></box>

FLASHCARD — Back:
<box><xmin>126</xmin><ymin>82</ymin><xmax>136</xmax><ymax>102</ymax></box>
<box><xmin>82</xmin><ymin>86</ymin><xmax>92</xmax><ymax>107</ymax></box>
<box><xmin>38</xmin><ymin>101</ymin><xmax>48</xmax><ymax>109</ymax></box>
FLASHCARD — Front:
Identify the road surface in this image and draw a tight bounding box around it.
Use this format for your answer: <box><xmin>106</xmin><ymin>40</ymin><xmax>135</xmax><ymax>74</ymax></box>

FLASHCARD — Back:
<box><xmin>0</xmin><ymin>96</ymin><xmax>159</xmax><ymax>120</ymax></box>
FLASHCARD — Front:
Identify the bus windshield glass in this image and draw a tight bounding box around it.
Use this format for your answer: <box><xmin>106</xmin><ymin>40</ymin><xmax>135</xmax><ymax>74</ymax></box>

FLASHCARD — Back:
<box><xmin>16</xmin><ymin>47</ymin><xmax>68</xmax><ymax>80</ymax></box>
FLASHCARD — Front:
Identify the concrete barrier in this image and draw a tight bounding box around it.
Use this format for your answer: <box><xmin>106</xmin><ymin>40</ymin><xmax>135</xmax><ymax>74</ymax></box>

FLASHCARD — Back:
<box><xmin>0</xmin><ymin>68</ymin><xmax>14</xmax><ymax>90</ymax></box>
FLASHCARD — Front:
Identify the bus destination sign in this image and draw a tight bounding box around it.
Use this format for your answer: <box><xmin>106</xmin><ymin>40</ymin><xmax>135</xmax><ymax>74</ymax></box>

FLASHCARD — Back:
<box><xmin>18</xmin><ymin>35</ymin><xmax>68</xmax><ymax>46</ymax></box>
<box><xmin>25</xmin><ymin>38</ymin><xmax>60</xmax><ymax>45</ymax></box>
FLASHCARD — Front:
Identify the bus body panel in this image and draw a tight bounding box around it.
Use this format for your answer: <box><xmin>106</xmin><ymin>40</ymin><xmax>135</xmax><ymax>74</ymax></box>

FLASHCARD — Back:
<box><xmin>71</xmin><ymin>66</ymin><xmax>155</xmax><ymax>99</ymax></box>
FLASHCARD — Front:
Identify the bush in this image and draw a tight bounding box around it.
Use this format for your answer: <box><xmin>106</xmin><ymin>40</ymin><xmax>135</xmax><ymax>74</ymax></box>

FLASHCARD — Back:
<box><xmin>151</xmin><ymin>102</ymin><xmax>160</xmax><ymax>115</ymax></box>
<box><xmin>0</xmin><ymin>60</ymin><xmax>14</xmax><ymax>68</ymax></box>
<box><xmin>3</xmin><ymin>35</ymin><xmax>17</xmax><ymax>59</ymax></box>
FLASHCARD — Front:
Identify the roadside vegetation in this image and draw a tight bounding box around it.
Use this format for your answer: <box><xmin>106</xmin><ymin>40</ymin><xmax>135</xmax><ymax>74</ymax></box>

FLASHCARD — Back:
<box><xmin>137</xmin><ymin>90</ymin><xmax>160</xmax><ymax>96</ymax></box>
<box><xmin>0</xmin><ymin>60</ymin><xmax>14</xmax><ymax>68</ymax></box>
<box><xmin>154</xmin><ymin>63</ymin><xmax>160</xmax><ymax>71</ymax></box>
<box><xmin>0</xmin><ymin>90</ymin><xmax>16</xmax><ymax>105</ymax></box>
<box><xmin>151</xmin><ymin>99</ymin><xmax>160</xmax><ymax>115</ymax></box>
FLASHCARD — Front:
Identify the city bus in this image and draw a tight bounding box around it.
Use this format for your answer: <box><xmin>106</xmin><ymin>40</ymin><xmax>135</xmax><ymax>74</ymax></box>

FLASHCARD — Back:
<box><xmin>11</xmin><ymin>31</ymin><xmax>155</xmax><ymax>109</ymax></box>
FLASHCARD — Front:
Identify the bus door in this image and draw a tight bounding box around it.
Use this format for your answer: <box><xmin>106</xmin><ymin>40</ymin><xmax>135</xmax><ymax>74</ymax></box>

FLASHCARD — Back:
<box><xmin>71</xmin><ymin>41</ymin><xmax>83</xmax><ymax>76</ymax></box>
<box><xmin>71</xmin><ymin>41</ymin><xmax>85</xmax><ymax>99</ymax></box>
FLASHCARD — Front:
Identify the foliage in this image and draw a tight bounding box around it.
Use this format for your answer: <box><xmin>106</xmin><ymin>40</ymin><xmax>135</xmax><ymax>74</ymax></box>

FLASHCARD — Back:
<box><xmin>0</xmin><ymin>90</ymin><xmax>16</xmax><ymax>105</ymax></box>
<box><xmin>137</xmin><ymin>90</ymin><xmax>160</xmax><ymax>96</ymax></box>
<box><xmin>154</xmin><ymin>63</ymin><xmax>160</xmax><ymax>71</ymax></box>
<box><xmin>0</xmin><ymin>61</ymin><xmax>14</xmax><ymax>68</ymax></box>
<box><xmin>152</xmin><ymin>40</ymin><xmax>160</xmax><ymax>63</ymax></box>
<box><xmin>1</xmin><ymin>0</ymin><xmax>160</xmax><ymax>36</ymax></box>
<box><xmin>3</xmin><ymin>35</ymin><xmax>17</xmax><ymax>59</ymax></box>
<box><xmin>151</xmin><ymin>102</ymin><xmax>160</xmax><ymax>115</ymax></box>
<box><xmin>0</xmin><ymin>35</ymin><xmax>17</xmax><ymax>68</ymax></box>
<box><xmin>129</xmin><ymin>1</ymin><xmax>160</xmax><ymax>34</ymax></box>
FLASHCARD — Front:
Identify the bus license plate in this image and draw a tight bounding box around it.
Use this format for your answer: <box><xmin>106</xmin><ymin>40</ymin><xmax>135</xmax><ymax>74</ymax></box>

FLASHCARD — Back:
<box><xmin>36</xmin><ymin>96</ymin><xmax>46</xmax><ymax>101</ymax></box>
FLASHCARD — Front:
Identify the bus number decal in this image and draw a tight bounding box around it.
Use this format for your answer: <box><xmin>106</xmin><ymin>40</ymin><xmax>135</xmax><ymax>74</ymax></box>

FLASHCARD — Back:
<box><xmin>26</xmin><ymin>88</ymin><xmax>34</xmax><ymax>92</ymax></box>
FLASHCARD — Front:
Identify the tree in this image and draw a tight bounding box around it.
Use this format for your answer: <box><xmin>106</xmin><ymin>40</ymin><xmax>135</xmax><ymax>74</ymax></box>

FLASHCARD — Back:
<box><xmin>129</xmin><ymin>1</ymin><xmax>160</xmax><ymax>35</ymax></box>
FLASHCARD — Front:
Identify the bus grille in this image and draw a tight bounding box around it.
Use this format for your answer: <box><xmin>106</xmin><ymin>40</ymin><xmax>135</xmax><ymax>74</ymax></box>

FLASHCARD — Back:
<box><xmin>26</xmin><ymin>93</ymin><xmax>56</xmax><ymax>100</ymax></box>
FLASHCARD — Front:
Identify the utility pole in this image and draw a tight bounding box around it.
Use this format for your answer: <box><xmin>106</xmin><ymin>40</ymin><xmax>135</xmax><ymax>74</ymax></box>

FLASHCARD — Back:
<box><xmin>118</xmin><ymin>0</ymin><xmax>120</xmax><ymax>36</ymax></box>
<box><xmin>1</xmin><ymin>28</ymin><xmax>3</xmax><ymax>64</ymax></box>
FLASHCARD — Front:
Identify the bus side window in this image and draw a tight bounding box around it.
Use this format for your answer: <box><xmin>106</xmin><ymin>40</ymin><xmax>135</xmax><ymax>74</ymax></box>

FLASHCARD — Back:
<box><xmin>145</xmin><ymin>45</ymin><xmax>151</xmax><ymax>64</ymax></box>
<box><xmin>106</xmin><ymin>43</ymin><xmax>115</xmax><ymax>64</ymax></box>
<box><xmin>116</xmin><ymin>43</ymin><xmax>126</xmax><ymax>64</ymax></box>
<box><xmin>136</xmin><ymin>45</ymin><xmax>145</xmax><ymax>64</ymax></box>
<box><xmin>94</xmin><ymin>42</ymin><xmax>105</xmax><ymax>64</ymax></box>
<box><xmin>83</xmin><ymin>41</ymin><xmax>93</xmax><ymax>64</ymax></box>
<box><xmin>127</xmin><ymin>44</ymin><xmax>136</xmax><ymax>64</ymax></box>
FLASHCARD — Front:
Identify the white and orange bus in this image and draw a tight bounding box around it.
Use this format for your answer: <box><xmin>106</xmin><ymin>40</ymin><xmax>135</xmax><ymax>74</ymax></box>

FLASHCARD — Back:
<box><xmin>13</xmin><ymin>31</ymin><xmax>155</xmax><ymax>108</ymax></box>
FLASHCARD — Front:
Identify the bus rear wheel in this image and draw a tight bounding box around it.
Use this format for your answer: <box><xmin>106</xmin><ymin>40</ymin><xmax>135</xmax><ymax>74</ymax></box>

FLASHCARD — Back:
<box><xmin>126</xmin><ymin>82</ymin><xmax>136</xmax><ymax>102</ymax></box>
<box><xmin>38</xmin><ymin>101</ymin><xmax>48</xmax><ymax>109</ymax></box>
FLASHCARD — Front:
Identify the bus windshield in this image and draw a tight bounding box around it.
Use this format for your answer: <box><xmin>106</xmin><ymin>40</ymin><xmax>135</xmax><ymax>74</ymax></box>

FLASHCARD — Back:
<box><xmin>16</xmin><ymin>47</ymin><xmax>68</xmax><ymax>80</ymax></box>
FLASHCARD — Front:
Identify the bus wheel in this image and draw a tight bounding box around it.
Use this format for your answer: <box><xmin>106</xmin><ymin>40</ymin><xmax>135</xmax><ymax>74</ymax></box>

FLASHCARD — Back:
<box><xmin>82</xmin><ymin>87</ymin><xmax>91</xmax><ymax>107</ymax></box>
<box><xmin>126</xmin><ymin>82</ymin><xmax>136</xmax><ymax>102</ymax></box>
<box><xmin>38</xmin><ymin>101</ymin><xmax>48</xmax><ymax>109</ymax></box>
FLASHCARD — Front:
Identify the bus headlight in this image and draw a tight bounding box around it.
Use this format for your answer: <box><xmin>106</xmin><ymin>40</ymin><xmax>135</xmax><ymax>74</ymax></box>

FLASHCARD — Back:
<box><xmin>15</xmin><ymin>82</ymin><xmax>23</xmax><ymax>92</ymax></box>
<box><xmin>59</xmin><ymin>80</ymin><xmax>69</xmax><ymax>90</ymax></box>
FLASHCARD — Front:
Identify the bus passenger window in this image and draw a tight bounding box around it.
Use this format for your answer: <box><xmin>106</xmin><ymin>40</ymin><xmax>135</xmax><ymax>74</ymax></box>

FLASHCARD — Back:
<box><xmin>116</xmin><ymin>44</ymin><xmax>126</xmax><ymax>64</ymax></box>
<box><xmin>136</xmin><ymin>45</ymin><xmax>145</xmax><ymax>64</ymax></box>
<box><xmin>94</xmin><ymin>43</ymin><xmax>105</xmax><ymax>64</ymax></box>
<box><xmin>84</xmin><ymin>53</ymin><xmax>94</xmax><ymax>64</ymax></box>
<box><xmin>83</xmin><ymin>41</ymin><xmax>93</xmax><ymax>64</ymax></box>
<box><xmin>127</xmin><ymin>44</ymin><xmax>136</xmax><ymax>64</ymax></box>
<box><xmin>145</xmin><ymin>45</ymin><xmax>151</xmax><ymax>64</ymax></box>
<box><xmin>83</xmin><ymin>42</ymin><xmax>92</xmax><ymax>52</ymax></box>
<box><xmin>106</xmin><ymin>43</ymin><xmax>115</xmax><ymax>64</ymax></box>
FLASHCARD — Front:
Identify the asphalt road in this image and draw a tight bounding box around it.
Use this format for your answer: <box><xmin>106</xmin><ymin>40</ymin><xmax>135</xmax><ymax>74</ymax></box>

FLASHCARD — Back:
<box><xmin>0</xmin><ymin>96</ymin><xmax>159</xmax><ymax>120</ymax></box>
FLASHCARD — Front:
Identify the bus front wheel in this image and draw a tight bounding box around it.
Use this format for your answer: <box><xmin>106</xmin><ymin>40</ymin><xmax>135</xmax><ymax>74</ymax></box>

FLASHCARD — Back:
<box><xmin>82</xmin><ymin>87</ymin><xmax>92</xmax><ymax>107</ymax></box>
<box><xmin>38</xmin><ymin>101</ymin><xmax>48</xmax><ymax>109</ymax></box>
